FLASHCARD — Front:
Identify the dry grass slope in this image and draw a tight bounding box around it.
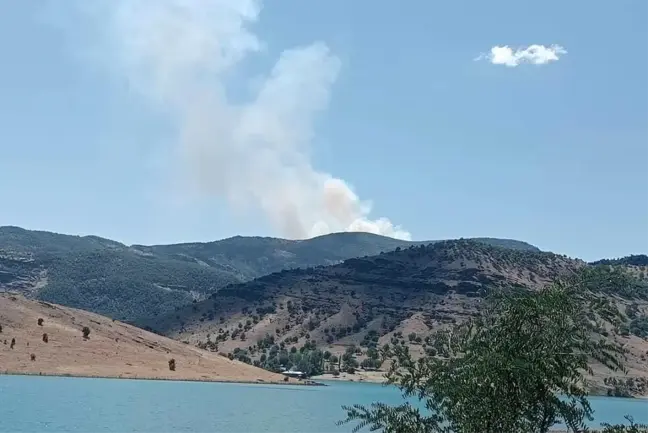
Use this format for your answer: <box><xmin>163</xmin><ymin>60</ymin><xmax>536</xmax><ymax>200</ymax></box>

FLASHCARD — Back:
<box><xmin>0</xmin><ymin>293</ymin><xmax>298</xmax><ymax>384</ymax></box>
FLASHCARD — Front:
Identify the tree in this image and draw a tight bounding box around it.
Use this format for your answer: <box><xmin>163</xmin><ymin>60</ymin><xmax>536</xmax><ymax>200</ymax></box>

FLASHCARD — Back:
<box><xmin>342</xmin><ymin>346</ymin><xmax>359</xmax><ymax>373</ymax></box>
<box><xmin>600</xmin><ymin>417</ymin><xmax>648</xmax><ymax>433</ymax></box>
<box><xmin>37</xmin><ymin>318</ymin><xmax>44</xmax><ymax>326</ymax></box>
<box><xmin>168</xmin><ymin>358</ymin><xmax>176</xmax><ymax>371</ymax></box>
<box><xmin>82</xmin><ymin>326</ymin><xmax>91</xmax><ymax>339</ymax></box>
<box><xmin>340</xmin><ymin>278</ymin><xmax>628</xmax><ymax>433</ymax></box>
<box><xmin>42</xmin><ymin>333</ymin><xmax>48</xmax><ymax>343</ymax></box>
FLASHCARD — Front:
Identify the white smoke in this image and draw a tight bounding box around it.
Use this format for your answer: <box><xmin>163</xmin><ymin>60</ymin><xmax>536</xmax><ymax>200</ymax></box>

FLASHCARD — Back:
<box><xmin>69</xmin><ymin>0</ymin><xmax>411</xmax><ymax>240</ymax></box>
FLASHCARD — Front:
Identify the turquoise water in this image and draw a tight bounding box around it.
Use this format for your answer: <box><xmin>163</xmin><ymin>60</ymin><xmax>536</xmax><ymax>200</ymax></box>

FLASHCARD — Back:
<box><xmin>0</xmin><ymin>375</ymin><xmax>646</xmax><ymax>432</ymax></box>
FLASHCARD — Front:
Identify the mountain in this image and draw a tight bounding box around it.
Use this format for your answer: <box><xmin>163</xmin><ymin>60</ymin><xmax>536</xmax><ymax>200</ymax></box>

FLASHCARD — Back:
<box><xmin>0</xmin><ymin>226</ymin><xmax>539</xmax><ymax>325</ymax></box>
<box><xmin>0</xmin><ymin>292</ymin><xmax>296</xmax><ymax>384</ymax></box>
<box><xmin>153</xmin><ymin>240</ymin><xmax>648</xmax><ymax>396</ymax></box>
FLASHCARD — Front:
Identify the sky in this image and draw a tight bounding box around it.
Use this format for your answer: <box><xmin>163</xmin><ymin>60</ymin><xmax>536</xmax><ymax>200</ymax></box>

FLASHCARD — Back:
<box><xmin>0</xmin><ymin>0</ymin><xmax>646</xmax><ymax>261</ymax></box>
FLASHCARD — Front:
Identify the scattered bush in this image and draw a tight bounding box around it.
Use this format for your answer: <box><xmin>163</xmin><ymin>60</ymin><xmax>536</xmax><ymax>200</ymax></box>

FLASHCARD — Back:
<box><xmin>30</xmin><ymin>354</ymin><xmax>36</xmax><ymax>361</ymax></box>
<box><xmin>168</xmin><ymin>358</ymin><xmax>176</xmax><ymax>371</ymax></box>
<box><xmin>10</xmin><ymin>338</ymin><xmax>15</xmax><ymax>349</ymax></box>
<box><xmin>37</xmin><ymin>318</ymin><xmax>44</xmax><ymax>326</ymax></box>
<box><xmin>82</xmin><ymin>326</ymin><xmax>90</xmax><ymax>339</ymax></box>
<box><xmin>42</xmin><ymin>333</ymin><xmax>48</xmax><ymax>343</ymax></box>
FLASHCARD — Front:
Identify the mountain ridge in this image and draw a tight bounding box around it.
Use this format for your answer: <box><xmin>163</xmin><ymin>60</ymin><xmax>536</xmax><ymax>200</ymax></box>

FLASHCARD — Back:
<box><xmin>0</xmin><ymin>226</ymin><xmax>539</xmax><ymax>325</ymax></box>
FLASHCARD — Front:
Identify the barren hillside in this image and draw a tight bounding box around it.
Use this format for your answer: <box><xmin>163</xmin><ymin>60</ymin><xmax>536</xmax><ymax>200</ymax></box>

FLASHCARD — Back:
<box><xmin>0</xmin><ymin>293</ymin><xmax>297</xmax><ymax>384</ymax></box>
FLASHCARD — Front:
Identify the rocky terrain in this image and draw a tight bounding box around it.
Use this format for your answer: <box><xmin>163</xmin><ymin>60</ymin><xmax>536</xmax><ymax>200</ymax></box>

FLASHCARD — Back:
<box><xmin>0</xmin><ymin>226</ymin><xmax>537</xmax><ymax>325</ymax></box>
<box><xmin>0</xmin><ymin>292</ymin><xmax>297</xmax><ymax>384</ymax></box>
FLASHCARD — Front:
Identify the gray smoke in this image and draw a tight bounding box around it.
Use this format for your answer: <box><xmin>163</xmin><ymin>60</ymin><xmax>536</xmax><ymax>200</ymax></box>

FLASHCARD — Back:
<box><xmin>71</xmin><ymin>0</ymin><xmax>411</xmax><ymax>240</ymax></box>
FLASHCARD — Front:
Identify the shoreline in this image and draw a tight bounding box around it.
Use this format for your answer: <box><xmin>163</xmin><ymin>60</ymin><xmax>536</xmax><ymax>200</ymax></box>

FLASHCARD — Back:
<box><xmin>311</xmin><ymin>372</ymin><xmax>648</xmax><ymax>400</ymax></box>
<box><xmin>312</xmin><ymin>370</ymin><xmax>388</xmax><ymax>384</ymax></box>
<box><xmin>0</xmin><ymin>370</ymin><xmax>325</xmax><ymax>386</ymax></box>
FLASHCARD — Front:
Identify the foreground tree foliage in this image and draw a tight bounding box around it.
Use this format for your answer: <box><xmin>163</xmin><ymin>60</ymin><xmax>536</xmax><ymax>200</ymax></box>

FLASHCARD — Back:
<box><xmin>340</xmin><ymin>277</ymin><xmax>644</xmax><ymax>433</ymax></box>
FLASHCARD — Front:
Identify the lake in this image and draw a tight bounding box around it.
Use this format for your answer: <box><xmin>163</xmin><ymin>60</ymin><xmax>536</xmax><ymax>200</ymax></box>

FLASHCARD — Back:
<box><xmin>0</xmin><ymin>376</ymin><xmax>646</xmax><ymax>432</ymax></box>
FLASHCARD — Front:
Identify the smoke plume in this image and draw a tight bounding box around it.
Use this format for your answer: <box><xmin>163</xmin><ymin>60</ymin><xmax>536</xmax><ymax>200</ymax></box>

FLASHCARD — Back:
<box><xmin>73</xmin><ymin>0</ymin><xmax>411</xmax><ymax>240</ymax></box>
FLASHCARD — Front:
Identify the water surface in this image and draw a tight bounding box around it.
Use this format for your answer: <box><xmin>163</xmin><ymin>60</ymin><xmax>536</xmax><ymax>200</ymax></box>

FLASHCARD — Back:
<box><xmin>0</xmin><ymin>376</ymin><xmax>646</xmax><ymax>432</ymax></box>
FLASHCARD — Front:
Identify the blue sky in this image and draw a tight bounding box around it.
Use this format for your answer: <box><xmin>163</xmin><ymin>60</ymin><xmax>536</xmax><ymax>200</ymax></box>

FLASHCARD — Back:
<box><xmin>0</xmin><ymin>0</ymin><xmax>646</xmax><ymax>261</ymax></box>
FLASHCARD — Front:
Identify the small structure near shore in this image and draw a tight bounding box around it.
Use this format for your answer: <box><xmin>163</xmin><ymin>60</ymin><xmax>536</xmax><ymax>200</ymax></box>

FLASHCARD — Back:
<box><xmin>282</xmin><ymin>370</ymin><xmax>306</xmax><ymax>379</ymax></box>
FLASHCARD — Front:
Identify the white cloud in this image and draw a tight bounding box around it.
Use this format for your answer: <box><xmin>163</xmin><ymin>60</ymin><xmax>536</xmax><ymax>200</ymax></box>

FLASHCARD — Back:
<box><xmin>61</xmin><ymin>0</ymin><xmax>411</xmax><ymax>241</ymax></box>
<box><xmin>476</xmin><ymin>44</ymin><xmax>567</xmax><ymax>67</ymax></box>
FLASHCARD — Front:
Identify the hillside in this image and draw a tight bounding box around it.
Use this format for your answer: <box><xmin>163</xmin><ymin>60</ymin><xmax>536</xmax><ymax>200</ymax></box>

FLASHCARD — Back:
<box><xmin>0</xmin><ymin>226</ymin><xmax>538</xmax><ymax>325</ymax></box>
<box><xmin>0</xmin><ymin>293</ymin><xmax>297</xmax><ymax>384</ymax></box>
<box><xmin>153</xmin><ymin>241</ymin><xmax>648</xmax><ymax>396</ymax></box>
<box><xmin>151</xmin><ymin>239</ymin><xmax>584</xmax><ymax>339</ymax></box>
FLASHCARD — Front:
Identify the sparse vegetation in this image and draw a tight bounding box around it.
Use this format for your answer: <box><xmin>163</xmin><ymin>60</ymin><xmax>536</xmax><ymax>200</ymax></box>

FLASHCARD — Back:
<box><xmin>150</xmin><ymin>240</ymin><xmax>648</xmax><ymax>397</ymax></box>
<box><xmin>37</xmin><ymin>318</ymin><xmax>43</xmax><ymax>326</ymax></box>
<box><xmin>82</xmin><ymin>326</ymin><xmax>90</xmax><ymax>339</ymax></box>
<box><xmin>168</xmin><ymin>358</ymin><xmax>176</xmax><ymax>371</ymax></box>
<box><xmin>42</xmin><ymin>333</ymin><xmax>48</xmax><ymax>343</ymax></box>
<box><xmin>30</xmin><ymin>353</ymin><xmax>36</xmax><ymax>361</ymax></box>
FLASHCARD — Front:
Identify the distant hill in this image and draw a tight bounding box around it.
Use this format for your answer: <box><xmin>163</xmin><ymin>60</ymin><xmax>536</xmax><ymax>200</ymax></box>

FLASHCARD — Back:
<box><xmin>0</xmin><ymin>293</ymin><xmax>294</xmax><ymax>384</ymax></box>
<box><xmin>153</xmin><ymin>240</ymin><xmax>648</xmax><ymax>396</ymax></box>
<box><xmin>590</xmin><ymin>254</ymin><xmax>648</xmax><ymax>267</ymax></box>
<box><xmin>133</xmin><ymin>232</ymin><xmax>539</xmax><ymax>281</ymax></box>
<box><xmin>0</xmin><ymin>226</ymin><xmax>539</xmax><ymax>325</ymax></box>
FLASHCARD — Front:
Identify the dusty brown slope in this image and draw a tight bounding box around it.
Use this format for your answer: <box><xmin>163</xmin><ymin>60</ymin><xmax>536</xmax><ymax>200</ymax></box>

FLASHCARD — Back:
<box><xmin>0</xmin><ymin>293</ymin><xmax>297</xmax><ymax>384</ymax></box>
